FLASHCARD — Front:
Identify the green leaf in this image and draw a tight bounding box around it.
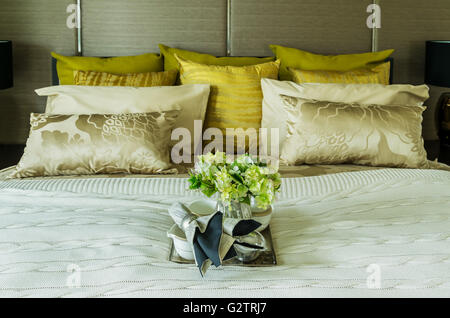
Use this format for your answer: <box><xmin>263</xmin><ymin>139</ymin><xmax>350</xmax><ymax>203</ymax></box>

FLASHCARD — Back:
<box><xmin>188</xmin><ymin>173</ymin><xmax>202</xmax><ymax>190</ymax></box>
<box><xmin>200</xmin><ymin>181</ymin><xmax>217</xmax><ymax>197</ymax></box>
<box><xmin>240</xmin><ymin>196</ymin><xmax>251</xmax><ymax>205</ymax></box>
<box><xmin>230</xmin><ymin>173</ymin><xmax>244</xmax><ymax>184</ymax></box>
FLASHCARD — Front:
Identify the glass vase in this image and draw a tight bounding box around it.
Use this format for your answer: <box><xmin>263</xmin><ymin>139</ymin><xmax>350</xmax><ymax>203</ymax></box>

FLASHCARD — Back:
<box><xmin>216</xmin><ymin>200</ymin><xmax>253</xmax><ymax>219</ymax></box>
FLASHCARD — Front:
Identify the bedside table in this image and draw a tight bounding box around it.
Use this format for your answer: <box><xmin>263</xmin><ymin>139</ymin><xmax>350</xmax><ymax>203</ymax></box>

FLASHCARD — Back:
<box><xmin>0</xmin><ymin>144</ymin><xmax>25</xmax><ymax>169</ymax></box>
<box><xmin>439</xmin><ymin>144</ymin><xmax>450</xmax><ymax>165</ymax></box>
<box><xmin>437</xmin><ymin>92</ymin><xmax>450</xmax><ymax>165</ymax></box>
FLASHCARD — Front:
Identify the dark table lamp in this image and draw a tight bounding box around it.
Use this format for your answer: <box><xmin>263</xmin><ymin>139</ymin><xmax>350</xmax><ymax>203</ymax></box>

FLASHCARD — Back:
<box><xmin>0</xmin><ymin>40</ymin><xmax>13</xmax><ymax>90</ymax></box>
<box><xmin>425</xmin><ymin>40</ymin><xmax>450</xmax><ymax>147</ymax></box>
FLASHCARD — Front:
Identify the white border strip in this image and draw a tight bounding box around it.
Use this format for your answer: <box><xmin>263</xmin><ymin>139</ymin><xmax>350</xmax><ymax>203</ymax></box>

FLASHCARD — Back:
<box><xmin>371</xmin><ymin>0</ymin><xmax>379</xmax><ymax>52</ymax></box>
<box><xmin>76</xmin><ymin>0</ymin><xmax>82</xmax><ymax>55</ymax></box>
<box><xmin>226</xmin><ymin>0</ymin><xmax>232</xmax><ymax>56</ymax></box>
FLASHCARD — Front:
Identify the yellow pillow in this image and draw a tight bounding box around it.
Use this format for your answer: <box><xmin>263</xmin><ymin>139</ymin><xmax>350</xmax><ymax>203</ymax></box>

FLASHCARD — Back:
<box><xmin>52</xmin><ymin>52</ymin><xmax>163</xmax><ymax>85</ymax></box>
<box><xmin>289</xmin><ymin>62</ymin><xmax>390</xmax><ymax>85</ymax></box>
<box><xmin>269</xmin><ymin>44</ymin><xmax>394</xmax><ymax>81</ymax></box>
<box><xmin>74</xmin><ymin>69</ymin><xmax>177</xmax><ymax>87</ymax></box>
<box><xmin>159</xmin><ymin>44</ymin><xmax>275</xmax><ymax>73</ymax></box>
<box><xmin>178</xmin><ymin>56</ymin><xmax>280</xmax><ymax>151</ymax></box>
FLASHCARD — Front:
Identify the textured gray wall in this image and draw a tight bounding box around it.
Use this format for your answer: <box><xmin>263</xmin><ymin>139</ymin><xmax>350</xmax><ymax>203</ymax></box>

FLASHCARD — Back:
<box><xmin>82</xmin><ymin>0</ymin><xmax>227</xmax><ymax>57</ymax></box>
<box><xmin>230</xmin><ymin>0</ymin><xmax>372</xmax><ymax>56</ymax></box>
<box><xmin>0</xmin><ymin>0</ymin><xmax>75</xmax><ymax>144</ymax></box>
<box><xmin>379</xmin><ymin>0</ymin><xmax>450</xmax><ymax>139</ymax></box>
<box><xmin>1</xmin><ymin>0</ymin><xmax>449</xmax><ymax>143</ymax></box>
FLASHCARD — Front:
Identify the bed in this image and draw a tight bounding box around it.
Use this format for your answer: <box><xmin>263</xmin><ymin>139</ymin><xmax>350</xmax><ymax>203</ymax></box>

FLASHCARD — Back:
<box><xmin>2</xmin><ymin>20</ymin><xmax>450</xmax><ymax>297</ymax></box>
<box><xmin>1</xmin><ymin>163</ymin><xmax>449</xmax><ymax>298</ymax></box>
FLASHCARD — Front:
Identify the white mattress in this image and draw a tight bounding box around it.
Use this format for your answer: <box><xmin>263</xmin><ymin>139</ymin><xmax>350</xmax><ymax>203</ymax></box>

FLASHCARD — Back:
<box><xmin>0</xmin><ymin>168</ymin><xmax>449</xmax><ymax>297</ymax></box>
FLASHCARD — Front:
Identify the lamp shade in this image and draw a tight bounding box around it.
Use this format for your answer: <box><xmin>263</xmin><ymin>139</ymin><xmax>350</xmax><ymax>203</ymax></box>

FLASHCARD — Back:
<box><xmin>0</xmin><ymin>40</ymin><xmax>13</xmax><ymax>89</ymax></box>
<box><xmin>425</xmin><ymin>41</ymin><xmax>450</xmax><ymax>88</ymax></box>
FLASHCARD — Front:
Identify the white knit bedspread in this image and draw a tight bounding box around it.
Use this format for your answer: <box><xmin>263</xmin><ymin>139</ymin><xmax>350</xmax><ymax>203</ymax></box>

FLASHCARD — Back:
<box><xmin>0</xmin><ymin>168</ymin><xmax>449</xmax><ymax>298</ymax></box>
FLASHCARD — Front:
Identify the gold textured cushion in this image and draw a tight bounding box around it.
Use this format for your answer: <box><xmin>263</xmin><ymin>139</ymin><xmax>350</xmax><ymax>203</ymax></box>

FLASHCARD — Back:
<box><xmin>51</xmin><ymin>52</ymin><xmax>163</xmax><ymax>85</ymax></box>
<box><xmin>178</xmin><ymin>56</ymin><xmax>280</xmax><ymax>150</ymax></box>
<box><xmin>73</xmin><ymin>69</ymin><xmax>177</xmax><ymax>87</ymax></box>
<box><xmin>11</xmin><ymin>111</ymin><xmax>180</xmax><ymax>178</ymax></box>
<box><xmin>280</xmin><ymin>95</ymin><xmax>429</xmax><ymax>168</ymax></box>
<box><xmin>289</xmin><ymin>62</ymin><xmax>390</xmax><ymax>85</ymax></box>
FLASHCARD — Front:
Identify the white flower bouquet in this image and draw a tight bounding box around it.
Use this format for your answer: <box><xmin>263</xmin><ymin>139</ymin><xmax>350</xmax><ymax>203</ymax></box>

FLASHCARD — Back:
<box><xmin>188</xmin><ymin>152</ymin><xmax>281</xmax><ymax>211</ymax></box>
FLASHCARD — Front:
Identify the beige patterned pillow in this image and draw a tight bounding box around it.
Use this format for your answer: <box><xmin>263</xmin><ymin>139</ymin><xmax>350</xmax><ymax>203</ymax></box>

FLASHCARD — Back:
<box><xmin>260</xmin><ymin>78</ymin><xmax>430</xmax><ymax>152</ymax></box>
<box><xmin>36</xmin><ymin>84</ymin><xmax>211</xmax><ymax>154</ymax></box>
<box><xmin>280</xmin><ymin>95</ymin><xmax>429</xmax><ymax>168</ymax></box>
<box><xmin>11</xmin><ymin>111</ymin><xmax>180</xmax><ymax>178</ymax></box>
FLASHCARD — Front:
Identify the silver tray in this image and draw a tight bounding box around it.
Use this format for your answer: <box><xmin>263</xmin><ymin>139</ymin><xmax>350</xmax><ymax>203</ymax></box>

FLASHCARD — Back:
<box><xmin>168</xmin><ymin>226</ymin><xmax>277</xmax><ymax>266</ymax></box>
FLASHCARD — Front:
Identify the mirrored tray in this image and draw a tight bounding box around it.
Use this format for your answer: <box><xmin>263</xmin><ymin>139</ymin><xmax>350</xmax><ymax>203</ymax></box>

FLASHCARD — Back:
<box><xmin>168</xmin><ymin>225</ymin><xmax>277</xmax><ymax>267</ymax></box>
